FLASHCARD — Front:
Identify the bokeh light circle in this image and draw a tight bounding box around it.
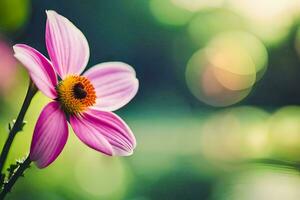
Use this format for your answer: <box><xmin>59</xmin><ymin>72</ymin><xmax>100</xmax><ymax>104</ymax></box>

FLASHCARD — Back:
<box><xmin>186</xmin><ymin>31</ymin><xmax>268</xmax><ymax>107</ymax></box>
<box><xmin>75</xmin><ymin>153</ymin><xmax>129</xmax><ymax>199</ymax></box>
<box><xmin>268</xmin><ymin>106</ymin><xmax>300</xmax><ymax>160</ymax></box>
<box><xmin>186</xmin><ymin>49</ymin><xmax>253</xmax><ymax>107</ymax></box>
<box><xmin>200</xmin><ymin>107</ymin><xmax>270</xmax><ymax>165</ymax></box>
<box><xmin>208</xmin><ymin>31</ymin><xmax>268</xmax><ymax>81</ymax></box>
<box><xmin>228</xmin><ymin>0</ymin><xmax>300</xmax><ymax>46</ymax></box>
<box><xmin>207</xmin><ymin>38</ymin><xmax>256</xmax><ymax>91</ymax></box>
<box><xmin>188</xmin><ymin>9</ymin><xmax>245</xmax><ymax>47</ymax></box>
<box><xmin>149</xmin><ymin>0</ymin><xmax>193</xmax><ymax>26</ymax></box>
<box><xmin>171</xmin><ymin>0</ymin><xmax>224</xmax><ymax>12</ymax></box>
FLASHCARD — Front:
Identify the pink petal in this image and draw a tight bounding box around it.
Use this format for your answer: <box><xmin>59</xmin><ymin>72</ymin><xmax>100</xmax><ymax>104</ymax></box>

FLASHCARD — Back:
<box><xmin>30</xmin><ymin>101</ymin><xmax>68</xmax><ymax>168</ymax></box>
<box><xmin>45</xmin><ymin>10</ymin><xmax>89</xmax><ymax>78</ymax></box>
<box><xmin>13</xmin><ymin>44</ymin><xmax>58</xmax><ymax>99</ymax></box>
<box><xmin>70</xmin><ymin>109</ymin><xmax>136</xmax><ymax>156</ymax></box>
<box><xmin>83</xmin><ymin>62</ymin><xmax>139</xmax><ymax>111</ymax></box>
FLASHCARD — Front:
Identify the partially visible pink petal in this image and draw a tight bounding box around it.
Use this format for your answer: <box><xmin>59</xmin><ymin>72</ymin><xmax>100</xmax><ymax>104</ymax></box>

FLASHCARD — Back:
<box><xmin>46</xmin><ymin>10</ymin><xmax>89</xmax><ymax>78</ymax></box>
<box><xmin>13</xmin><ymin>44</ymin><xmax>58</xmax><ymax>99</ymax></box>
<box><xmin>70</xmin><ymin>114</ymin><xmax>113</xmax><ymax>156</ymax></box>
<box><xmin>30</xmin><ymin>101</ymin><xmax>68</xmax><ymax>168</ymax></box>
<box><xmin>83</xmin><ymin>62</ymin><xmax>139</xmax><ymax>111</ymax></box>
<box><xmin>70</xmin><ymin>109</ymin><xmax>136</xmax><ymax>156</ymax></box>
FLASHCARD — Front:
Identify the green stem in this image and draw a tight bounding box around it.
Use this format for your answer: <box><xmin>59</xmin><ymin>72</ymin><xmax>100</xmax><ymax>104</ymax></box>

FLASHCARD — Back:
<box><xmin>0</xmin><ymin>156</ymin><xmax>31</xmax><ymax>200</ymax></box>
<box><xmin>0</xmin><ymin>80</ymin><xmax>37</xmax><ymax>174</ymax></box>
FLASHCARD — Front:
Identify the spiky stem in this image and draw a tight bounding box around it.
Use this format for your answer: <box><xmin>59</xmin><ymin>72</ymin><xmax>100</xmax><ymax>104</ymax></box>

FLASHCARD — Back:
<box><xmin>0</xmin><ymin>156</ymin><xmax>31</xmax><ymax>200</ymax></box>
<box><xmin>0</xmin><ymin>80</ymin><xmax>36</xmax><ymax>175</ymax></box>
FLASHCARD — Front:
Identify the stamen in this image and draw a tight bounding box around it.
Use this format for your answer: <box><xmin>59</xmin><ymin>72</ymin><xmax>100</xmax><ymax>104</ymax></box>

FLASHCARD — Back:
<box><xmin>73</xmin><ymin>83</ymin><xmax>87</xmax><ymax>99</ymax></box>
<box><xmin>56</xmin><ymin>75</ymin><xmax>96</xmax><ymax>114</ymax></box>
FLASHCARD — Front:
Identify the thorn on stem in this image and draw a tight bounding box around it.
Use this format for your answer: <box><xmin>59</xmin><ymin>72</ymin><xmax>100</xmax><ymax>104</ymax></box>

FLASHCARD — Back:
<box><xmin>21</xmin><ymin>121</ymin><xmax>27</xmax><ymax>130</ymax></box>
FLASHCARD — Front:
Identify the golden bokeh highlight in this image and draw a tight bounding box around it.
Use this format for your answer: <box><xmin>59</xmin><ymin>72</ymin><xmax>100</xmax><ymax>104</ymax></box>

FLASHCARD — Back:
<box><xmin>208</xmin><ymin>32</ymin><xmax>268</xmax><ymax>81</ymax></box>
<box><xmin>186</xmin><ymin>49</ymin><xmax>253</xmax><ymax>107</ymax></box>
<box><xmin>186</xmin><ymin>32</ymin><xmax>267</xmax><ymax>107</ymax></box>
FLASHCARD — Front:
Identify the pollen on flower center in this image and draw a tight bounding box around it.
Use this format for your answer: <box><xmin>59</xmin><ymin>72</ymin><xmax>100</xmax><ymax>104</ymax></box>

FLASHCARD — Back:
<box><xmin>56</xmin><ymin>75</ymin><xmax>96</xmax><ymax>114</ymax></box>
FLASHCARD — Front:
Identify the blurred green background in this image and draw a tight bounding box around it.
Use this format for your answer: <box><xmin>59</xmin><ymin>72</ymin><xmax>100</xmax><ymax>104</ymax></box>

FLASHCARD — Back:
<box><xmin>1</xmin><ymin>0</ymin><xmax>300</xmax><ymax>199</ymax></box>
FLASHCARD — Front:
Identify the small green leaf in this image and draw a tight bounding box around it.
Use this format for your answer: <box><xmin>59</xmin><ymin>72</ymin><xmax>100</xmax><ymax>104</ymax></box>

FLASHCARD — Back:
<box><xmin>7</xmin><ymin>120</ymin><xmax>16</xmax><ymax>132</ymax></box>
<box><xmin>8</xmin><ymin>120</ymin><xmax>27</xmax><ymax>133</ymax></box>
<box><xmin>21</xmin><ymin>121</ymin><xmax>27</xmax><ymax>130</ymax></box>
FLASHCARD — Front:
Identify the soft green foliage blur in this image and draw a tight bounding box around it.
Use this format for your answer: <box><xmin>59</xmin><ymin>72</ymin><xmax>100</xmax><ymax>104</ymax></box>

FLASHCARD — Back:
<box><xmin>0</xmin><ymin>0</ymin><xmax>29</xmax><ymax>32</ymax></box>
<box><xmin>1</xmin><ymin>0</ymin><xmax>300</xmax><ymax>199</ymax></box>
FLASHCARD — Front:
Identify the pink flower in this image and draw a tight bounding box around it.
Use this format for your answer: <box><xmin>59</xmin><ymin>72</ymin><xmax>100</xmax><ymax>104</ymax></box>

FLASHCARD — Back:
<box><xmin>0</xmin><ymin>39</ymin><xmax>18</xmax><ymax>96</ymax></box>
<box><xmin>13</xmin><ymin>10</ymin><xmax>138</xmax><ymax>168</ymax></box>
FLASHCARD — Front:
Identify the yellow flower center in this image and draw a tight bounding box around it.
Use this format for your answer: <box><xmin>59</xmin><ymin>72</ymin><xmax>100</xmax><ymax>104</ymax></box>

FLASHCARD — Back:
<box><xmin>56</xmin><ymin>75</ymin><xmax>96</xmax><ymax>114</ymax></box>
